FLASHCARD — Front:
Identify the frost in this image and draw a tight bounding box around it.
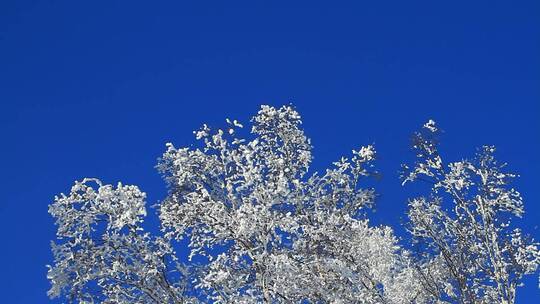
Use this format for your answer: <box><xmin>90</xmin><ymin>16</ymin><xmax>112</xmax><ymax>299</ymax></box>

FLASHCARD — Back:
<box><xmin>401</xmin><ymin>122</ymin><xmax>540</xmax><ymax>303</ymax></box>
<box><xmin>423</xmin><ymin>119</ymin><xmax>438</xmax><ymax>132</ymax></box>
<box><xmin>47</xmin><ymin>106</ymin><xmax>539</xmax><ymax>304</ymax></box>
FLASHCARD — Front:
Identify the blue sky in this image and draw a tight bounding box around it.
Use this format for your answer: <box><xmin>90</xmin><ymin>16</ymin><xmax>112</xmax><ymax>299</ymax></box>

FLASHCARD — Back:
<box><xmin>1</xmin><ymin>1</ymin><xmax>539</xmax><ymax>302</ymax></box>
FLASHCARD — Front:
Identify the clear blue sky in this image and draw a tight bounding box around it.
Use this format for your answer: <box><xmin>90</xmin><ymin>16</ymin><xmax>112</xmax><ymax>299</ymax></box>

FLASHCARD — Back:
<box><xmin>1</xmin><ymin>1</ymin><xmax>539</xmax><ymax>302</ymax></box>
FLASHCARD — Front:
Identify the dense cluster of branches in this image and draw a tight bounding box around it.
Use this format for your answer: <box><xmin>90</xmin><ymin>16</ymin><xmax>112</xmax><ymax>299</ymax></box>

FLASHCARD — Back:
<box><xmin>47</xmin><ymin>105</ymin><xmax>539</xmax><ymax>303</ymax></box>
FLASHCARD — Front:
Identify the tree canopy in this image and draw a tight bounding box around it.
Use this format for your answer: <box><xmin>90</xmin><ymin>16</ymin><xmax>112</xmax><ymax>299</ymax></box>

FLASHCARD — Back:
<box><xmin>47</xmin><ymin>105</ymin><xmax>539</xmax><ymax>303</ymax></box>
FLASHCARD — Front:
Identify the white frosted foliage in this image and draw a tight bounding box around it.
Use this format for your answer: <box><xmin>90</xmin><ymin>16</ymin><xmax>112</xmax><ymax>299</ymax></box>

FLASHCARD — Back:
<box><xmin>401</xmin><ymin>121</ymin><xmax>540</xmax><ymax>303</ymax></box>
<box><xmin>47</xmin><ymin>107</ymin><xmax>539</xmax><ymax>303</ymax></box>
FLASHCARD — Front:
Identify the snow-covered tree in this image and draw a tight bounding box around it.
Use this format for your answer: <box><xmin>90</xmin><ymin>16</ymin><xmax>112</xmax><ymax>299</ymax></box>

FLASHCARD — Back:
<box><xmin>47</xmin><ymin>178</ymin><xmax>196</xmax><ymax>303</ymax></box>
<box><xmin>401</xmin><ymin>120</ymin><xmax>540</xmax><ymax>304</ymax></box>
<box><xmin>47</xmin><ymin>105</ymin><xmax>538</xmax><ymax>303</ymax></box>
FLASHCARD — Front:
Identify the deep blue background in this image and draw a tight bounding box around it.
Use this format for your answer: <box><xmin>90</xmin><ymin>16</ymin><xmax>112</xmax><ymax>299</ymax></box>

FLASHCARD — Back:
<box><xmin>1</xmin><ymin>1</ymin><xmax>539</xmax><ymax>302</ymax></box>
